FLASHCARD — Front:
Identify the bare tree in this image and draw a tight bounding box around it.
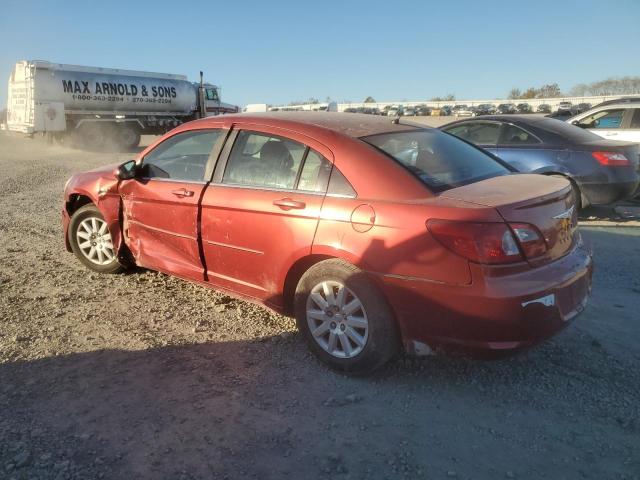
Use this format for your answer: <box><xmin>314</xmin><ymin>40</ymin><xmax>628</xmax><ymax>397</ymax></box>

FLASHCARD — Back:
<box><xmin>508</xmin><ymin>88</ymin><xmax>521</xmax><ymax>99</ymax></box>
<box><xmin>537</xmin><ymin>83</ymin><xmax>562</xmax><ymax>98</ymax></box>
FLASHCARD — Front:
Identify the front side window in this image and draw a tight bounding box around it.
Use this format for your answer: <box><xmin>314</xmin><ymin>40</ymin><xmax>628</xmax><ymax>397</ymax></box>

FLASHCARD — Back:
<box><xmin>445</xmin><ymin>122</ymin><xmax>501</xmax><ymax>145</ymax></box>
<box><xmin>499</xmin><ymin>124</ymin><xmax>541</xmax><ymax>145</ymax></box>
<box><xmin>223</xmin><ymin>131</ymin><xmax>307</xmax><ymax>190</ymax></box>
<box><xmin>362</xmin><ymin>129</ymin><xmax>510</xmax><ymax>192</ymax></box>
<box><xmin>205</xmin><ymin>88</ymin><xmax>219</xmax><ymax>102</ymax></box>
<box><xmin>578</xmin><ymin>109</ymin><xmax>625</xmax><ymax>129</ymax></box>
<box><xmin>140</xmin><ymin>129</ymin><xmax>221</xmax><ymax>182</ymax></box>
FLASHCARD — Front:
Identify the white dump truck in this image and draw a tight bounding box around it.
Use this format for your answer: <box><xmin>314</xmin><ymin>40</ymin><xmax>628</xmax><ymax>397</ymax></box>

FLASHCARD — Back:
<box><xmin>6</xmin><ymin>60</ymin><xmax>238</xmax><ymax>149</ymax></box>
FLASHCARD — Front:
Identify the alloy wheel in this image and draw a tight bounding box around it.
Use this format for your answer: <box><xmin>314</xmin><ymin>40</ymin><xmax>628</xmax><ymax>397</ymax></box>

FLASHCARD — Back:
<box><xmin>306</xmin><ymin>280</ymin><xmax>369</xmax><ymax>359</ymax></box>
<box><xmin>75</xmin><ymin>217</ymin><xmax>115</xmax><ymax>265</ymax></box>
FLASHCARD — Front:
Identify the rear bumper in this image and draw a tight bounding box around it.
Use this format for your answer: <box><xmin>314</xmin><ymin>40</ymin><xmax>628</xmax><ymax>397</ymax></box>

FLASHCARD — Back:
<box><xmin>579</xmin><ymin>179</ymin><xmax>639</xmax><ymax>205</ymax></box>
<box><xmin>374</xmin><ymin>238</ymin><xmax>593</xmax><ymax>357</ymax></box>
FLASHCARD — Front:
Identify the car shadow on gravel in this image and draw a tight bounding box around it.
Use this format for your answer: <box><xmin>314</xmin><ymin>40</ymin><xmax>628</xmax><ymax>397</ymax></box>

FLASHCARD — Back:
<box><xmin>2</xmin><ymin>324</ymin><xmax>639</xmax><ymax>479</ymax></box>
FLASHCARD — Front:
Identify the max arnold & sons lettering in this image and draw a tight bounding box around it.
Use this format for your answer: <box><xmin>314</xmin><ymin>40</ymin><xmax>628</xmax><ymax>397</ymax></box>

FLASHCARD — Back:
<box><xmin>62</xmin><ymin>80</ymin><xmax>177</xmax><ymax>98</ymax></box>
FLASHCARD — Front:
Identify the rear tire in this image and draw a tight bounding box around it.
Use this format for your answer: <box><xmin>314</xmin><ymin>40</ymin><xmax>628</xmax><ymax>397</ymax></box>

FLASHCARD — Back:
<box><xmin>294</xmin><ymin>259</ymin><xmax>400</xmax><ymax>374</ymax></box>
<box><xmin>112</xmin><ymin>125</ymin><xmax>141</xmax><ymax>151</ymax></box>
<box><xmin>68</xmin><ymin>204</ymin><xmax>124</xmax><ymax>274</ymax></box>
<box><xmin>73</xmin><ymin>122</ymin><xmax>109</xmax><ymax>150</ymax></box>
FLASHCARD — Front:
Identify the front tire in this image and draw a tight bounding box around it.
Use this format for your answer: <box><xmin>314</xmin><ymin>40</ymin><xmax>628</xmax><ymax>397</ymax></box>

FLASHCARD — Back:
<box><xmin>294</xmin><ymin>259</ymin><xmax>400</xmax><ymax>374</ymax></box>
<box><xmin>68</xmin><ymin>204</ymin><xmax>124</xmax><ymax>274</ymax></box>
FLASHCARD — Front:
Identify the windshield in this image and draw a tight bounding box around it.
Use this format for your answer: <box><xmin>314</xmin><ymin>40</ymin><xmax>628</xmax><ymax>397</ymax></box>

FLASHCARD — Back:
<box><xmin>362</xmin><ymin>129</ymin><xmax>511</xmax><ymax>192</ymax></box>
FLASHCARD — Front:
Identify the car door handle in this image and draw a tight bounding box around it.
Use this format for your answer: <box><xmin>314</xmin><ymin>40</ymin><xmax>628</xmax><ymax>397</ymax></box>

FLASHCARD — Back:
<box><xmin>273</xmin><ymin>198</ymin><xmax>306</xmax><ymax>210</ymax></box>
<box><xmin>171</xmin><ymin>188</ymin><xmax>194</xmax><ymax>198</ymax></box>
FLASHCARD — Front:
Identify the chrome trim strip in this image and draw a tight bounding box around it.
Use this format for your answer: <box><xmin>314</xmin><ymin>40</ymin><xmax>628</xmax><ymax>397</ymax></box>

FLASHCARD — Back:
<box><xmin>553</xmin><ymin>205</ymin><xmax>575</xmax><ymax>219</ymax></box>
<box><xmin>209</xmin><ymin>182</ymin><xmax>325</xmax><ymax>196</ymax></box>
<box><xmin>128</xmin><ymin>220</ymin><xmax>197</xmax><ymax>241</ymax></box>
<box><xmin>137</xmin><ymin>177</ymin><xmax>208</xmax><ymax>185</ymax></box>
<box><xmin>206</xmin><ymin>270</ymin><xmax>267</xmax><ymax>292</ymax></box>
<box><xmin>202</xmin><ymin>239</ymin><xmax>263</xmax><ymax>255</ymax></box>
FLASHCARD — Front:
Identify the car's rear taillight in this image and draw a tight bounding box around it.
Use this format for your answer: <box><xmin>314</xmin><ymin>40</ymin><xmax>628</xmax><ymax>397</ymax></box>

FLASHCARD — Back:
<box><xmin>508</xmin><ymin>223</ymin><xmax>547</xmax><ymax>259</ymax></box>
<box><xmin>427</xmin><ymin>220</ymin><xmax>521</xmax><ymax>264</ymax></box>
<box><xmin>427</xmin><ymin>220</ymin><xmax>548</xmax><ymax>265</ymax></box>
<box><xmin>592</xmin><ymin>151</ymin><xmax>630</xmax><ymax>166</ymax></box>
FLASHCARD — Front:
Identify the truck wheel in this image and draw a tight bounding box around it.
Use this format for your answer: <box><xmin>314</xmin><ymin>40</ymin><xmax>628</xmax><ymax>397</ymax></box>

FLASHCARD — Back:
<box><xmin>113</xmin><ymin>125</ymin><xmax>141</xmax><ymax>150</ymax></box>
<box><xmin>68</xmin><ymin>204</ymin><xmax>124</xmax><ymax>274</ymax></box>
<box><xmin>75</xmin><ymin>123</ymin><xmax>107</xmax><ymax>150</ymax></box>
<box><xmin>294</xmin><ymin>259</ymin><xmax>400</xmax><ymax>374</ymax></box>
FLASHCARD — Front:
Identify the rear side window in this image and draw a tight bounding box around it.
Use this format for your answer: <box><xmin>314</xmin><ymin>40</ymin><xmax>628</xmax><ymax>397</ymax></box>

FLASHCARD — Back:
<box><xmin>327</xmin><ymin>168</ymin><xmax>356</xmax><ymax>197</ymax></box>
<box><xmin>223</xmin><ymin>131</ymin><xmax>306</xmax><ymax>189</ymax></box>
<box><xmin>362</xmin><ymin>129</ymin><xmax>510</xmax><ymax>192</ymax></box>
<box><xmin>223</xmin><ymin>130</ymin><xmax>333</xmax><ymax>193</ymax></box>
<box><xmin>141</xmin><ymin>129</ymin><xmax>222</xmax><ymax>182</ymax></box>
<box><xmin>445</xmin><ymin>122</ymin><xmax>500</xmax><ymax>145</ymax></box>
<box><xmin>499</xmin><ymin>124</ymin><xmax>541</xmax><ymax>145</ymax></box>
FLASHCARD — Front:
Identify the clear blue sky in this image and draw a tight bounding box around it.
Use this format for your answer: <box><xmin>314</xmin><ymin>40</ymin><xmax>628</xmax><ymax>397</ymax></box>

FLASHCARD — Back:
<box><xmin>1</xmin><ymin>0</ymin><xmax>639</xmax><ymax>108</ymax></box>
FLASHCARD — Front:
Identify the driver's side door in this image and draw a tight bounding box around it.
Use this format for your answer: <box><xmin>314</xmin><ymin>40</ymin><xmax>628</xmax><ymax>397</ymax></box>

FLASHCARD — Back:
<box><xmin>119</xmin><ymin>128</ymin><xmax>224</xmax><ymax>280</ymax></box>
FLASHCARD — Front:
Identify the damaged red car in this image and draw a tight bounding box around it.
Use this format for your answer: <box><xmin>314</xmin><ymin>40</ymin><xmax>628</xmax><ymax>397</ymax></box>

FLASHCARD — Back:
<box><xmin>62</xmin><ymin>112</ymin><xmax>593</xmax><ymax>373</ymax></box>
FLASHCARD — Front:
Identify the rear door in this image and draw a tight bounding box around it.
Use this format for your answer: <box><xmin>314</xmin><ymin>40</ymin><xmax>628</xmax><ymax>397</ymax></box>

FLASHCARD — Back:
<box><xmin>495</xmin><ymin>123</ymin><xmax>559</xmax><ymax>172</ymax></box>
<box><xmin>119</xmin><ymin>128</ymin><xmax>224</xmax><ymax>280</ymax></box>
<box><xmin>443</xmin><ymin>121</ymin><xmax>500</xmax><ymax>156</ymax></box>
<box><xmin>200</xmin><ymin>127</ymin><xmax>333</xmax><ymax>306</ymax></box>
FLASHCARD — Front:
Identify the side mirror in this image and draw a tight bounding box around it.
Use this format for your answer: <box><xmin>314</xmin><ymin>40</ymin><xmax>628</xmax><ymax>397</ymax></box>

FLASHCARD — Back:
<box><xmin>115</xmin><ymin>160</ymin><xmax>138</xmax><ymax>180</ymax></box>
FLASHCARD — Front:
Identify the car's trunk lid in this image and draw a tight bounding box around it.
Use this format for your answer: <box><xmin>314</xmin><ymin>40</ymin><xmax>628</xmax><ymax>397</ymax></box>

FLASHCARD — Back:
<box><xmin>440</xmin><ymin>173</ymin><xmax>577</xmax><ymax>265</ymax></box>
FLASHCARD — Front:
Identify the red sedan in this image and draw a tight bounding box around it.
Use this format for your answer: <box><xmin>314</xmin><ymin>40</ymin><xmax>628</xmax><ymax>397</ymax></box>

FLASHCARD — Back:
<box><xmin>62</xmin><ymin>113</ymin><xmax>593</xmax><ymax>373</ymax></box>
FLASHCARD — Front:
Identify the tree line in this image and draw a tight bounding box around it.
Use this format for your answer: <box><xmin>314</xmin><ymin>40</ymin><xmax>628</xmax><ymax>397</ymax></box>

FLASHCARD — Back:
<box><xmin>283</xmin><ymin>76</ymin><xmax>640</xmax><ymax>106</ymax></box>
<box><xmin>508</xmin><ymin>76</ymin><xmax>640</xmax><ymax>99</ymax></box>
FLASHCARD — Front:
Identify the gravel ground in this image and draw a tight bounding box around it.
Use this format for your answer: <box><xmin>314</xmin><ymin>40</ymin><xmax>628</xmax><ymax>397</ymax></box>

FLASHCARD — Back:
<box><xmin>1</xmin><ymin>133</ymin><xmax>639</xmax><ymax>480</ymax></box>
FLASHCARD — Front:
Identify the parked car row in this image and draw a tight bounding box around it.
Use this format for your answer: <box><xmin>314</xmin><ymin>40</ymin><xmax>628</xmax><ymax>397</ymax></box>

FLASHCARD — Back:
<box><xmin>343</xmin><ymin>102</ymin><xmax>601</xmax><ymax>118</ymax></box>
<box><xmin>343</xmin><ymin>105</ymin><xmax>455</xmax><ymax>117</ymax></box>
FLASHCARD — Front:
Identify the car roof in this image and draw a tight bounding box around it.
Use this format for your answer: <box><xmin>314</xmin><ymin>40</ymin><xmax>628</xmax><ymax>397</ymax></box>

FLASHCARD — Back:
<box><xmin>450</xmin><ymin>114</ymin><xmax>550</xmax><ymax>123</ymax></box>
<box><xmin>441</xmin><ymin>114</ymin><xmax>611</xmax><ymax>145</ymax></box>
<box><xmin>591</xmin><ymin>97</ymin><xmax>640</xmax><ymax>109</ymax></box>
<box><xmin>190</xmin><ymin>111</ymin><xmax>424</xmax><ymax>139</ymax></box>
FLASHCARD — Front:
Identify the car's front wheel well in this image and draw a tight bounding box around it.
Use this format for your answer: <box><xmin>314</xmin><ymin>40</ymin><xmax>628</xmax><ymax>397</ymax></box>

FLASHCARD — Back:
<box><xmin>282</xmin><ymin>254</ymin><xmax>335</xmax><ymax>315</ymax></box>
<box><xmin>66</xmin><ymin>194</ymin><xmax>93</xmax><ymax>216</ymax></box>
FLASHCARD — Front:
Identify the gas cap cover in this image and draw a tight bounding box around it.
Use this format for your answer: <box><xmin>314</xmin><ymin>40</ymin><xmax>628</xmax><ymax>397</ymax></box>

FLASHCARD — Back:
<box><xmin>350</xmin><ymin>204</ymin><xmax>376</xmax><ymax>233</ymax></box>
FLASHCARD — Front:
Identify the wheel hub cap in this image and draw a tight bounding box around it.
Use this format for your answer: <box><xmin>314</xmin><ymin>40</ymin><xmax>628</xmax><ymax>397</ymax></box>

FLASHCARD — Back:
<box><xmin>76</xmin><ymin>217</ymin><xmax>115</xmax><ymax>266</ymax></box>
<box><xmin>306</xmin><ymin>280</ymin><xmax>369</xmax><ymax>359</ymax></box>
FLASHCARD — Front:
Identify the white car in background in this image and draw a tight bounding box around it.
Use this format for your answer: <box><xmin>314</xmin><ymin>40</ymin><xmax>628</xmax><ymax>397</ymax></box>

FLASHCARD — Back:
<box><xmin>567</xmin><ymin>98</ymin><xmax>640</xmax><ymax>143</ymax></box>
<box><xmin>451</xmin><ymin>105</ymin><xmax>475</xmax><ymax>117</ymax></box>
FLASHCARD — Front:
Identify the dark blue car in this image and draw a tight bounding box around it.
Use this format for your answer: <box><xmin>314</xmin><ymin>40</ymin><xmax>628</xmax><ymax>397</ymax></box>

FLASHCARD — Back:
<box><xmin>440</xmin><ymin>115</ymin><xmax>640</xmax><ymax>208</ymax></box>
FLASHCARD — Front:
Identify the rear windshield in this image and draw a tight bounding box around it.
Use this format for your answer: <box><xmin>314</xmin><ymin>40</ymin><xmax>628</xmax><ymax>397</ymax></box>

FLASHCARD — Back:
<box><xmin>534</xmin><ymin>117</ymin><xmax>604</xmax><ymax>143</ymax></box>
<box><xmin>362</xmin><ymin>129</ymin><xmax>510</xmax><ymax>192</ymax></box>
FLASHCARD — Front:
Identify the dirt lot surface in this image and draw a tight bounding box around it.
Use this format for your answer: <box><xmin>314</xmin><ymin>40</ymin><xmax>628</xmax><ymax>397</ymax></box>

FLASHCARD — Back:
<box><xmin>1</xmin><ymin>133</ymin><xmax>639</xmax><ymax>480</ymax></box>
